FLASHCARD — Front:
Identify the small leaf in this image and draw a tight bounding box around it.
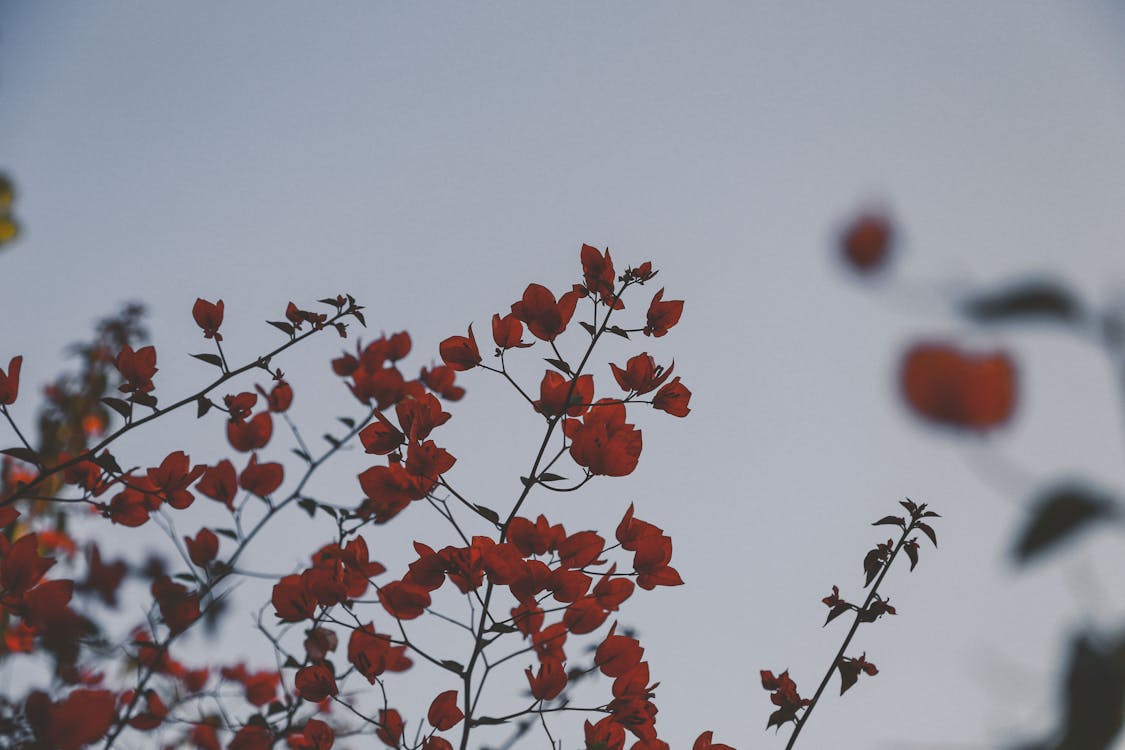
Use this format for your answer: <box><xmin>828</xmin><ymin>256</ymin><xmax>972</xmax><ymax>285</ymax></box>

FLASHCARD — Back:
<box><xmin>213</xmin><ymin>528</ymin><xmax>239</xmax><ymax>540</ymax></box>
<box><xmin>319</xmin><ymin>504</ymin><xmax>338</xmax><ymax>518</ymax></box>
<box><xmin>579</xmin><ymin>321</ymin><xmax>596</xmax><ymax>336</ymax></box>
<box><xmin>607</xmin><ymin>325</ymin><xmax>630</xmax><ymax>339</ymax></box>
<box><xmin>962</xmin><ymin>279</ymin><xmax>1083</xmax><ymax>325</ymax></box>
<box><xmin>824</xmin><ymin>603</ymin><xmax>851</xmax><ymax>627</ymax></box>
<box><xmin>352</xmin><ymin>310</ymin><xmax>367</xmax><ymax>327</ymax></box>
<box><xmin>872</xmin><ymin>515</ymin><xmax>905</xmax><ymax>528</ymax></box>
<box><xmin>538</xmin><ymin>472</ymin><xmax>567</xmax><ymax>483</ymax></box>
<box><xmin>440</xmin><ymin>659</ymin><xmax>464</xmax><ymax>675</ymax></box>
<box><xmin>544</xmin><ymin>357</ymin><xmax>573</xmax><ymax>376</ymax></box>
<box><xmin>905</xmin><ymin>543</ymin><xmax>919</xmax><ymax>571</ymax></box>
<box><xmin>190</xmin><ymin>353</ymin><xmax>223</xmax><ymax>368</ymax></box>
<box><xmin>1014</xmin><ymin>483</ymin><xmax>1119</xmax><ymax>563</ymax></box>
<box><xmin>297</xmin><ymin>498</ymin><xmax>318</xmax><ymax>518</ymax></box>
<box><xmin>268</xmin><ymin>320</ymin><xmax>295</xmax><ymax>336</ymax></box>
<box><xmin>338</xmin><ymin>417</ymin><xmax>356</xmax><ymax>429</ymax></box>
<box><xmin>838</xmin><ymin>659</ymin><xmax>860</xmax><ymax>695</ymax></box>
<box><xmin>173</xmin><ymin>572</ymin><xmax>197</xmax><ymax>583</ymax></box>
<box><xmin>131</xmin><ymin>392</ymin><xmax>158</xmax><ymax>408</ymax></box>
<box><xmin>488</xmin><ymin>623</ymin><xmax>518</xmax><ymax>634</ymax></box>
<box><xmin>102</xmin><ymin>397</ymin><xmax>133</xmax><ymax>419</ymax></box>
<box><xmin>267</xmin><ymin>701</ymin><xmax>287</xmax><ymax>716</ymax></box>
<box><xmin>1</xmin><ymin>447</ymin><xmax>40</xmax><ymax>464</ymax></box>
<box><xmin>322</xmin><ymin>434</ymin><xmax>340</xmax><ymax>447</ymax></box>
<box><xmin>93</xmin><ymin>451</ymin><xmax>123</xmax><ymax>475</ymax></box>
<box><xmin>915</xmin><ymin>522</ymin><xmax>938</xmax><ymax>547</ymax></box>
<box><xmin>283</xmin><ymin>655</ymin><xmax>301</xmax><ymax>669</ymax></box>
<box><xmin>196</xmin><ymin>397</ymin><xmax>213</xmax><ymax>418</ymax></box>
<box><xmin>318</xmin><ymin>297</ymin><xmax>343</xmax><ymax>308</ymax></box>
<box><xmin>474</xmin><ymin>504</ymin><xmax>501</xmax><ymax>525</ymax></box>
<box><xmin>472</xmin><ymin>716</ymin><xmax>509</xmax><ymax>726</ymax></box>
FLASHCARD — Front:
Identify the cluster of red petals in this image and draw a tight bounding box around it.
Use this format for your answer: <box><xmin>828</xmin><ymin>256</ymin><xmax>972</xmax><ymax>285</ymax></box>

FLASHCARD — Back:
<box><xmin>840</xmin><ymin>211</ymin><xmax>893</xmax><ymax>273</ymax></box>
<box><xmin>295</xmin><ymin>663</ymin><xmax>338</xmax><ymax>702</ymax></box>
<box><xmin>900</xmin><ymin>342</ymin><xmax>1016</xmax><ymax>430</ymax></box>
<box><xmin>272</xmin><ymin>538</ymin><xmax>386</xmax><ymax>621</ymax></box>
<box><xmin>420</xmin><ymin>364</ymin><xmax>465</xmax><ymax>401</ymax></box>
<box><xmin>240</xmin><ymin>453</ymin><xmax>284</xmax><ymax>497</ymax></box>
<box><xmin>617</xmin><ymin>505</ymin><xmax>683</xmax><ymax>590</ymax></box>
<box><xmin>348</xmin><ymin>622</ymin><xmax>411</xmax><ymax>682</ymax></box>
<box><xmin>643</xmin><ymin>289</ymin><xmax>683</xmax><ymax>338</ymax></box>
<box><xmin>192</xmin><ymin>298</ymin><xmax>225</xmax><ymax>340</ymax></box>
<box><xmin>115</xmin><ymin>345</ymin><xmax>158</xmax><ymax>394</ymax></box>
<box><xmin>652</xmin><ymin>377</ymin><xmax>691</xmax><ymax>417</ymax></box>
<box><xmin>761</xmin><ymin>669</ymin><xmax>811</xmax><ymax>729</ymax></box>
<box><xmin>0</xmin><ymin>354</ymin><xmax>21</xmax><ymax>404</ymax></box>
<box><xmin>536</xmin><ymin>372</ymin><xmax>594</xmax><ymax>418</ymax></box>
<box><xmin>227</xmin><ymin>411</ymin><xmax>273</xmax><ymax>452</ymax></box>
<box><xmin>221</xmin><ymin>663</ymin><xmax>282</xmax><ymax>706</ymax></box>
<box><xmin>610</xmin><ymin>353</ymin><xmax>673</xmax><ymax>396</ymax></box>
<box><xmin>580</xmin><ymin>244</ymin><xmax>622</xmax><ymax>308</ymax></box>
<box><xmin>510</xmin><ymin>283</ymin><xmax>583</xmax><ymax>341</ymax></box>
<box><xmin>25</xmin><ymin>688</ymin><xmax>116</xmax><ymax>750</ymax></box>
<box><xmin>286</xmin><ymin>301</ymin><xmax>328</xmax><ymax>331</ymax></box>
<box><xmin>376</xmin><ymin>708</ymin><xmax>404</xmax><ymax>748</ymax></box>
<box><xmin>564</xmin><ymin>400</ymin><xmax>642</xmax><ymax>477</ymax></box>
<box><xmin>257</xmin><ymin>379</ymin><xmax>294</xmax><ymax>412</ymax></box>
<box><xmin>147</xmin><ymin>450</ymin><xmax>205</xmax><ymax>509</ymax></box>
<box><xmin>492</xmin><ymin>312</ymin><xmax>532</xmax><ymax>350</ymax></box>
<box><xmin>185</xmin><ymin>528</ymin><xmax>219</xmax><ymax>567</ymax></box>
<box><xmin>427</xmin><ymin>689</ymin><xmax>463</xmax><ymax>730</ymax></box>
<box><xmin>151</xmin><ymin>576</ymin><xmax>201</xmax><ymax>634</ymax></box>
<box><xmin>196</xmin><ymin>459</ymin><xmax>238</xmax><ymax>510</ymax></box>
<box><xmin>332</xmin><ymin>332</ymin><xmax>454</xmax><ymax>411</ymax></box>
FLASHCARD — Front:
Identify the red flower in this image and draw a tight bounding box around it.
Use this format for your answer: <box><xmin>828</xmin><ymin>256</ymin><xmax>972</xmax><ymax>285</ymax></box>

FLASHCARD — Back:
<box><xmin>439</xmin><ymin>324</ymin><xmax>482</xmax><ymax>371</ymax></box>
<box><xmin>610</xmin><ymin>353</ymin><xmax>673</xmax><ymax>396</ymax></box>
<box><xmin>508</xmin><ymin>514</ymin><xmax>565</xmax><ymax>557</ymax></box>
<box><xmin>230</xmin><ymin>725</ymin><xmax>273</xmax><ymax>750</ymax></box>
<box><xmin>348</xmin><ymin>622</ymin><xmax>411</xmax><ymax>683</ymax></box>
<box><xmin>585</xmin><ymin>716</ymin><xmax>626</xmax><ymax>750</ymax></box>
<box><xmin>272</xmin><ymin>574</ymin><xmax>317</xmax><ymax>622</ymax></box>
<box><xmin>295</xmin><ymin>664</ymin><xmax>338</xmax><ymax>702</ymax></box>
<box><xmin>1</xmin><ymin>533</ymin><xmax>55</xmax><ymax>595</ymax></box>
<box><xmin>185</xmin><ymin>528</ymin><xmax>219</xmax><ymax>567</ymax></box>
<box><xmin>0</xmin><ymin>355</ymin><xmax>21</xmax><ymax>405</ymax></box>
<box><xmin>359</xmin><ymin>417</ymin><xmax>405</xmax><ymax>455</ymax></box>
<box><xmin>652</xmin><ymin>377</ymin><xmax>691</xmax><ymax>417</ymax></box>
<box><xmin>115</xmin><ymin>345</ymin><xmax>158</xmax><ymax>394</ymax></box>
<box><xmin>838</xmin><ymin>652</ymin><xmax>878</xmax><ymax>695</ymax></box>
<box><xmin>396</xmin><ymin>393</ymin><xmax>451</xmax><ymax>441</ymax></box>
<box><xmin>693</xmin><ymin>731</ymin><xmax>736</xmax><ymax>750</ymax></box>
<box><xmin>535</xmin><ymin>372</ymin><xmax>594</xmax><ymax>418</ymax></box>
<box><xmin>77</xmin><ymin>545</ymin><xmax>127</xmax><ymax>606</ymax></box>
<box><xmin>900</xmin><ymin>342</ymin><xmax>1016</xmax><ymax>430</ymax></box>
<box><xmin>192</xmin><ymin>298</ymin><xmax>225</xmax><ymax>340</ymax></box>
<box><xmin>563</xmin><ymin>400</ymin><xmax>643</xmax><ymax>477</ymax></box>
<box><xmin>511</xmin><ymin>283</ymin><xmax>582</xmax><ymax>341</ymax></box>
<box><xmin>227</xmin><ymin>411</ymin><xmax>273</xmax><ymax>452</ymax></box>
<box><xmin>761</xmin><ymin>669</ymin><xmax>811</xmax><ymax>729</ymax></box>
<box><xmin>224</xmin><ymin>392</ymin><xmax>258</xmax><ymax>422</ymax></box>
<box><xmin>128</xmin><ymin>689</ymin><xmax>168</xmax><ymax>730</ymax></box>
<box><xmin>597</xmin><ymin>627</ymin><xmax>644</xmax><ymax>678</ymax></box>
<box><xmin>357</xmin><ymin>463</ymin><xmax>430</xmax><ymax>523</ymax></box>
<box><xmin>420</xmin><ymin>365</ymin><xmax>465</xmax><ymax>401</ymax></box>
<box><xmin>525</xmin><ymin>658</ymin><xmax>567</xmax><ymax>700</ymax></box>
<box><xmin>239</xmin><ymin>453</ymin><xmax>284</xmax><ymax>497</ymax></box>
<box><xmin>580</xmin><ymin>244</ymin><xmax>621</xmax><ymax>306</ymax></box>
<box><xmin>147</xmin><ymin>451</ymin><xmax>205</xmax><ymax>509</ymax></box>
<box><xmin>257</xmin><ymin>380</ymin><xmax>294</xmax><ymax>412</ymax></box>
<box><xmin>287</xmin><ymin>719</ymin><xmax>334</xmax><ymax>750</ymax></box>
<box><xmin>378</xmin><ymin>579</ymin><xmax>431</xmax><ymax>620</ymax></box>
<box><xmin>151</xmin><ymin>576</ymin><xmax>200</xmax><ymax>634</ymax></box>
<box><xmin>196</xmin><ymin>460</ymin><xmax>238</xmax><ymax>510</ymax></box>
<box><xmin>840</xmin><ymin>211</ymin><xmax>893</xmax><ymax>273</ymax></box>
<box><xmin>643</xmin><ymin>289</ymin><xmax>683</xmax><ymax>338</ymax></box>
<box><xmin>427</xmin><ymin>689</ymin><xmax>463</xmax><ymax>730</ymax></box>
<box><xmin>24</xmin><ymin>689</ymin><xmax>116</xmax><ymax>750</ymax></box>
<box><xmin>492</xmin><ymin>312</ymin><xmax>532</xmax><ymax>350</ymax></box>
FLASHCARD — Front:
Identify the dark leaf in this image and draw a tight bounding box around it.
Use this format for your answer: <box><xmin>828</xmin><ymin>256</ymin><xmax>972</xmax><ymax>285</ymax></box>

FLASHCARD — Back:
<box><xmin>488</xmin><ymin>623</ymin><xmax>519</xmax><ymax>634</ymax></box>
<box><xmin>863</xmin><ymin>549</ymin><xmax>883</xmax><ymax>587</ymax></box>
<box><xmin>319</xmin><ymin>504</ymin><xmax>338</xmax><ymax>518</ymax></box>
<box><xmin>297</xmin><ymin>498</ymin><xmax>318</xmax><ymax>518</ymax></box>
<box><xmin>267</xmin><ymin>701</ymin><xmax>287</xmax><ymax>716</ymax></box>
<box><xmin>824</xmin><ymin>603</ymin><xmax>851</xmax><ymax>627</ymax></box>
<box><xmin>102</xmin><ymin>397</ymin><xmax>133</xmax><ymax>419</ymax></box>
<box><xmin>93</xmin><ymin>451</ymin><xmax>123</xmax><ymax>475</ymax></box>
<box><xmin>1014</xmin><ymin>483</ymin><xmax>1118</xmax><ymax>563</ymax></box>
<box><xmin>196</xmin><ymin>397</ymin><xmax>213</xmax><ymax>418</ymax></box>
<box><xmin>905</xmin><ymin>543</ymin><xmax>919</xmax><ymax>571</ymax></box>
<box><xmin>1</xmin><ymin>447</ymin><xmax>40</xmax><ymax>464</ymax></box>
<box><xmin>131</xmin><ymin>391</ymin><xmax>157</xmax><ymax>408</ymax></box>
<box><xmin>353</xmin><ymin>310</ymin><xmax>366</xmax><ymax>327</ymax></box>
<box><xmin>283</xmin><ymin>655</ymin><xmax>301</xmax><ymax>669</ymax></box>
<box><xmin>538</xmin><ymin>472</ymin><xmax>567</xmax><ymax>483</ymax></box>
<box><xmin>292</xmin><ymin>448</ymin><xmax>311</xmax><ymax>463</ymax></box>
<box><xmin>838</xmin><ymin>659</ymin><xmax>860</xmax><ymax>695</ymax></box>
<box><xmin>190</xmin><ymin>353</ymin><xmax>223</xmax><ymax>368</ymax></box>
<box><xmin>915</xmin><ymin>522</ymin><xmax>938</xmax><ymax>547</ymax></box>
<box><xmin>268</xmin><ymin>320</ymin><xmax>295</xmax><ymax>336</ymax></box>
<box><xmin>1051</xmin><ymin>633</ymin><xmax>1125</xmax><ymax>750</ymax></box>
<box><xmin>322</xmin><ymin>434</ymin><xmax>340</xmax><ymax>448</ymax></box>
<box><xmin>173</xmin><ymin>572</ymin><xmax>197</xmax><ymax>583</ymax></box>
<box><xmin>338</xmin><ymin>417</ymin><xmax>355</xmax><ymax>429</ymax></box>
<box><xmin>544</xmin><ymin>357</ymin><xmax>573</xmax><ymax>376</ymax></box>
<box><xmin>607</xmin><ymin>325</ymin><xmax>630</xmax><ymax>339</ymax></box>
<box><xmin>213</xmin><ymin>528</ymin><xmax>239</xmax><ymax>541</ymax></box>
<box><xmin>440</xmin><ymin>659</ymin><xmax>464</xmax><ymax>675</ymax></box>
<box><xmin>473</xmin><ymin>716</ymin><xmax>509</xmax><ymax>726</ymax></box>
<box><xmin>962</xmin><ymin>279</ymin><xmax>1082</xmax><ymax>325</ymax></box>
<box><xmin>872</xmin><ymin>515</ymin><xmax>905</xmax><ymax>528</ymax></box>
<box><xmin>474</xmin><ymin>504</ymin><xmax>501</xmax><ymax>525</ymax></box>
<box><xmin>579</xmin><ymin>321</ymin><xmax>596</xmax><ymax>336</ymax></box>
<box><xmin>318</xmin><ymin>298</ymin><xmax>343</xmax><ymax>308</ymax></box>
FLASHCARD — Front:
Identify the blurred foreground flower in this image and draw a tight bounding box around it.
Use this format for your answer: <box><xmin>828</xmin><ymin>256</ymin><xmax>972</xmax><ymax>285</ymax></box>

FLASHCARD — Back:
<box><xmin>900</xmin><ymin>342</ymin><xmax>1016</xmax><ymax>430</ymax></box>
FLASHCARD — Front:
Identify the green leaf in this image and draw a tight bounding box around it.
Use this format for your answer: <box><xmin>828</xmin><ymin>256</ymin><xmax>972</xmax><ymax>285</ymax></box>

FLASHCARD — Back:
<box><xmin>190</xmin><ymin>352</ymin><xmax>224</xmax><ymax>368</ymax></box>
<box><xmin>101</xmin><ymin>397</ymin><xmax>133</xmax><ymax>419</ymax></box>
<box><xmin>961</xmin><ymin>279</ymin><xmax>1082</xmax><ymax>325</ymax></box>
<box><xmin>1013</xmin><ymin>482</ymin><xmax>1119</xmax><ymax>563</ymax></box>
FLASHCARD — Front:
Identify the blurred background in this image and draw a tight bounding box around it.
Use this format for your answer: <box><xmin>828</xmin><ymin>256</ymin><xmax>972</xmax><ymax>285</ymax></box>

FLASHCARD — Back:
<box><xmin>4</xmin><ymin>2</ymin><xmax>1125</xmax><ymax>748</ymax></box>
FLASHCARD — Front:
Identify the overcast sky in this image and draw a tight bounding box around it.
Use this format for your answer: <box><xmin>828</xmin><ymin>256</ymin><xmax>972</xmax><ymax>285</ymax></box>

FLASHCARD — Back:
<box><xmin>5</xmin><ymin>3</ymin><xmax>1125</xmax><ymax>748</ymax></box>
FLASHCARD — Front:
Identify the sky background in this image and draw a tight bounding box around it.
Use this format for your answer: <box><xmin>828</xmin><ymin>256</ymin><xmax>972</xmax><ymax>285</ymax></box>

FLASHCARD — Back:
<box><xmin>5</xmin><ymin>2</ymin><xmax>1125</xmax><ymax>748</ymax></box>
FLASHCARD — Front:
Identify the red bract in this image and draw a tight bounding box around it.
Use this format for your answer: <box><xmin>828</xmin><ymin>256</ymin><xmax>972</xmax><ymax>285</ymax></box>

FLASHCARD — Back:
<box><xmin>761</xmin><ymin>669</ymin><xmax>811</xmax><ymax>729</ymax></box>
<box><xmin>227</xmin><ymin>411</ymin><xmax>273</xmax><ymax>451</ymax></box>
<box><xmin>840</xmin><ymin>211</ymin><xmax>893</xmax><ymax>273</ymax></box>
<box><xmin>295</xmin><ymin>663</ymin><xmax>338</xmax><ymax>702</ymax></box>
<box><xmin>900</xmin><ymin>342</ymin><xmax>1016</xmax><ymax>430</ymax></box>
<box><xmin>581</xmin><ymin>244</ymin><xmax>621</xmax><ymax>307</ymax></box>
<box><xmin>693</xmin><ymin>731</ymin><xmax>736</xmax><ymax>750</ymax></box>
<box><xmin>564</xmin><ymin>400</ymin><xmax>643</xmax><ymax>477</ymax></box>
<box><xmin>420</xmin><ymin>364</ymin><xmax>465</xmax><ymax>401</ymax></box>
<box><xmin>287</xmin><ymin>719</ymin><xmax>335</xmax><ymax>750</ymax></box>
<box><xmin>272</xmin><ymin>574</ymin><xmax>317</xmax><ymax>622</ymax></box>
<box><xmin>0</xmin><ymin>355</ymin><xmax>21</xmax><ymax>405</ymax></box>
<box><xmin>25</xmin><ymin>688</ymin><xmax>116</xmax><ymax>750</ymax></box>
<box><xmin>358</xmin><ymin>463</ymin><xmax>431</xmax><ymax>523</ymax></box>
<box><xmin>147</xmin><ymin>450</ymin><xmax>205</xmax><ymax>509</ymax></box>
<box><xmin>491</xmin><ymin>312</ymin><xmax>532</xmax><ymax>350</ymax></box>
<box><xmin>376</xmin><ymin>708</ymin><xmax>404</xmax><ymax>748</ymax></box>
<box><xmin>643</xmin><ymin>288</ymin><xmax>683</xmax><ymax>338</ymax></box>
<box><xmin>192</xmin><ymin>298</ymin><xmax>225</xmax><ymax>340</ymax></box>
<box><xmin>257</xmin><ymin>379</ymin><xmax>293</xmax><ymax>412</ymax></box>
<box><xmin>359</xmin><ymin>417</ymin><xmax>405</xmax><ymax>455</ymax></box>
<box><xmin>230</xmin><ymin>725</ymin><xmax>273</xmax><ymax>750</ymax></box>
<box><xmin>378</xmin><ymin>579</ymin><xmax>430</xmax><ymax>620</ymax></box>
<box><xmin>526</xmin><ymin>658</ymin><xmax>567</xmax><ymax>700</ymax></box>
<box><xmin>535</xmin><ymin>371</ymin><xmax>594</xmax><ymax>417</ymax></box>
<box><xmin>348</xmin><ymin>622</ymin><xmax>411</xmax><ymax>682</ymax></box>
<box><xmin>224</xmin><ymin>391</ymin><xmax>258</xmax><ymax>422</ymax></box>
<box><xmin>597</xmin><ymin>627</ymin><xmax>644</xmax><ymax>678</ymax></box>
<box><xmin>652</xmin><ymin>376</ymin><xmax>691</xmax><ymax>417</ymax></box>
<box><xmin>239</xmin><ymin>453</ymin><xmax>284</xmax><ymax>497</ymax></box>
<box><xmin>185</xmin><ymin>528</ymin><xmax>219</xmax><ymax>567</ymax></box>
<box><xmin>508</xmin><ymin>514</ymin><xmax>565</xmax><ymax>557</ymax></box>
<box><xmin>439</xmin><ymin>324</ymin><xmax>482</xmax><ymax>371</ymax></box>
<box><xmin>427</xmin><ymin>689</ymin><xmax>463</xmax><ymax>730</ymax></box>
<box><xmin>1</xmin><ymin>533</ymin><xmax>55</xmax><ymax>595</ymax></box>
<box><xmin>610</xmin><ymin>353</ymin><xmax>673</xmax><ymax>396</ymax></box>
<box><xmin>151</xmin><ymin>576</ymin><xmax>200</xmax><ymax>634</ymax></box>
<box><xmin>196</xmin><ymin>459</ymin><xmax>238</xmax><ymax>510</ymax></box>
<box><xmin>585</xmin><ymin>716</ymin><xmax>627</xmax><ymax>750</ymax></box>
<box><xmin>115</xmin><ymin>345</ymin><xmax>158</xmax><ymax>394</ymax></box>
<box><xmin>396</xmin><ymin>393</ymin><xmax>451</xmax><ymax>441</ymax></box>
<box><xmin>510</xmin><ymin>283</ymin><xmax>582</xmax><ymax>341</ymax></box>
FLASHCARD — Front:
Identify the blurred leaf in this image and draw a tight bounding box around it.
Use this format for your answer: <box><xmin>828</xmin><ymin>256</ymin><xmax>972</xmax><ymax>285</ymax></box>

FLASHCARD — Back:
<box><xmin>1</xmin><ymin>447</ymin><xmax>39</xmax><ymax>464</ymax></box>
<box><xmin>1051</xmin><ymin>633</ymin><xmax>1125</xmax><ymax>750</ymax></box>
<box><xmin>961</xmin><ymin>279</ymin><xmax>1082</xmax><ymax>325</ymax></box>
<box><xmin>1013</xmin><ymin>483</ymin><xmax>1118</xmax><ymax>564</ymax></box>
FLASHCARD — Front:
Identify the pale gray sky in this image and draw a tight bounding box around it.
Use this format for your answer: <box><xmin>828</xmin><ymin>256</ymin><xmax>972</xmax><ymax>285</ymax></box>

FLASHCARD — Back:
<box><xmin>5</xmin><ymin>3</ymin><xmax>1125</xmax><ymax>748</ymax></box>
